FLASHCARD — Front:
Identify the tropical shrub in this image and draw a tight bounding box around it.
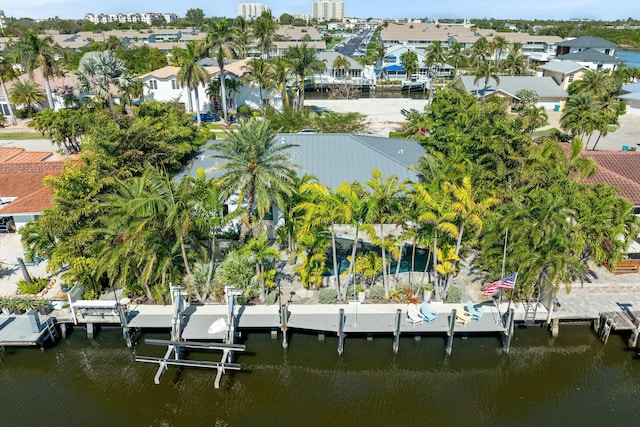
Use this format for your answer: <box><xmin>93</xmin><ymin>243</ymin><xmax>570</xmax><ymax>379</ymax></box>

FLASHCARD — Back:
<box><xmin>16</xmin><ymin>277</ymin><xmax>48</xmax><ymax>294</ymax></box>
<box><xmin>369</xmin><ymin>284</ymin><xmax>385</xmax><ymax>300</ymax></box>
<box><xmin>445</xmin><ymin>285</ymin><xmax>462</xmax><ymax>303</ymax></box>
<box><xmin>318</xmin><ymin>288</ymin><xmax>338</xmax><ymax>304</ymax></box>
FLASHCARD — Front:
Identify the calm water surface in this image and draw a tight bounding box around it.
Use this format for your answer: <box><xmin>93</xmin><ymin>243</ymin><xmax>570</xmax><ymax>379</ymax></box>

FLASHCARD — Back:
<box><xmin>1</xmin><ymin>326</ymin><xmax>639</xmax><ymax>426</ymax></box>
<box><xmin>618</xmin><ymin>50</ymin><xmax>640</xmax><ymax>68</ymax></box>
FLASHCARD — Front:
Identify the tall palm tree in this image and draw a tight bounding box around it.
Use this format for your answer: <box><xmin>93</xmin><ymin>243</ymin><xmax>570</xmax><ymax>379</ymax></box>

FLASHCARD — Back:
<box><xmin>9</xmin><ymin>80</ymin><xmax>46</xmax><ymax>117</ymax></box>
<box><xmin>469</xmin><ymin>36</ymin><xmax>490</xmax><ymax>70</ymax></box>
<box><xmin>0</xmin><ymin>58</ymin><xmax>18</xmax><ymax>125</ymax></box>
<box><xmin>375</xmin><ymin>44</ymin><xmax>387</xmax><ymax>68</ymax></box>
<box><xmin>267</xmin><ymin>57</ymin><xmax>294</xmax><ymax>108</ymax></box>
<box><xmin>253</xmin><ymin>10</ymin><xmax>279</xmax><ymax>58</ymax></box>
<box><xmin>489</xmin><ymin>35</ymin><xmax>508</xmax><ymax>65</ymax></box>
<box><xmin>12</xmin><ymin>29</ymin><xmax>63</xmax><ymax>110</ymax></box>
<box><xmin>285</xmin><ymin>43</ymin><xmax>326</xmax><ymax>111</ymax></box>
<box><xmin>473</xmin><ymin>61</ymin><xmax>501</xmax><ymax>102</ymax></box>
<box><xmin>501</xmin><ymin>44</ymin><xmax>526</xmax><ymax>76</ymax></box>
<box><xmin>203</xmin><ymin>18</ymin><xmax>239</xmax><ymax>124</ymax></box>
<box><xmin>211</xmin><ymin>117</ymin><xmax>299</xmax><ymax>244</ymax></box>
<box><xmin>206</xmin><ymin>79</ymin><xmax>221</xmax><ymax>113</ymax></box>
<box><xmin>447</xmin><ymin>42</ymin><xmax>464</xmax><ymax>77</ymax></box>
<box><xmin>72</xmin><ymin>50</ymin><xmax>136</xmax><ymax>112</ymax></box>
<box><xmin>175</xmin><ymin>41</ymin><xmax>210</xmax><ymax>124</ymax></box>
<box><xmin>569</xmin><ymin>69</ymin><xmax>616</xmax><ymax>98</ymax></box>
<box><xmin>363</xmin><ymin>170</ymin><xmax>404</xmax><ymax>298</ymax></box>
<box><xmin>243</xmin><ymin>57</ymin><xmax>271</xmax><ymax>109</ymax></box>
<box><xmin>332</xmin><ymin>55</ymin><xmax>351</xmax><ymax>79</ymax></box>
<box><xmin>234</xmin><ymin>16</ymin><xmax>253</xmax><ymax>59</ymax></box>
<box><xmin>224</xmin><ymin>76</ymin><xmax>241</xmax><ymax>111</ymax></box>
<box><xmin>425</xmin><ymin>40</ymin><xmax>448</xmax><ymax>83</ymax></box>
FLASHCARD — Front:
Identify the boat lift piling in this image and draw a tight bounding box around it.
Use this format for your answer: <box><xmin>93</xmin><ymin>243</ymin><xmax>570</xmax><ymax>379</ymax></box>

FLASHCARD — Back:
<box><xmin>503</xmin><ymin>309</ymin><xmax>516</xmax><ymax>354</ymax></box>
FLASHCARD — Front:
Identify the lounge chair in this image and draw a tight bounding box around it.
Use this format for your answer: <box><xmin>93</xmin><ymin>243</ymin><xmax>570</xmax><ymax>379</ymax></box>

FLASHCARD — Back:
<box><xmin>407</xmin><ymin>304</ymin><xmax>423</xmax><ymax>325</ymax></box>
<box><xmin>420</xmin><ymin>302</ymin><xmax>438</xmax><ymax>323</ymax></box>
<box><xmin>465</xmin><ymin>300</ymin><xmax>483</xmax><ymax>321</ymax></box>
<box><xmin>455</xmin><ymin>310</ymin><xmax>471</xmax><ymax>326</ymax></box>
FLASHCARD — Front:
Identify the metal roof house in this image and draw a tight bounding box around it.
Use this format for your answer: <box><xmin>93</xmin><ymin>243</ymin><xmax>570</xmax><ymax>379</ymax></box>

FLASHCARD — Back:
<box><xmin>454</xmin><ymin>76</ymin><xmax>569</xmax><ymax>110</ymax></box>
<box><xmin>176</xmin><ymin>133</ymin><xmax>425</xmax><ymax>231</ymax></box>
<box><xmin>538</xmin><ymin>60</ymin><xmax>589</xmax><ymax>91</ymax></box>
<box><xmin>555</xmin><ymin>37</ymin><xmax>620</xmax><ymax>71</ymax></box>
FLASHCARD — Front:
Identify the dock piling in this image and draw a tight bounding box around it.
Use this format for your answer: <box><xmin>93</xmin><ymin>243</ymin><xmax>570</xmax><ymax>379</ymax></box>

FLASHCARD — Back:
<box><xmin>503</xmin><ymin>309</ymin><xmax>515</xmax><ymax>354</ymax></box>
<box><xmin>446</xmin><ymin>309</ymin><xmax>456</xmax><ymax>356</ymax></box>
<box><xmin>392</xmin><ymin>309</ymin><xmax>402</xmax><ymax>354</ymax></box>
<box><xmin>281</xmin><ymin>304</ymin><xmax>288</xmax><ymax>349</ymax></box>
<box><xmin>337</xmin><ymin>308</ymin><xmax>345</xmax><ymax>355</ymax></box>
<box><xmin>629</xmin><ymin>319</ymin><xmax>640</xmax><ymax>349</ymax></box>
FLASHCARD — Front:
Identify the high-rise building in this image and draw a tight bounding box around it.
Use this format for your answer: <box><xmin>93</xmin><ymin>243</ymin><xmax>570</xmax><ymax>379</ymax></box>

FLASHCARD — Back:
<box><xmin>237</xmin><ymin>2</ymin><xmax>270</xmax><ymax>21</ymax></box>
<box><xmin>312</xmin><ymin>0</ymin><xmax>344</xmax><ymax>22</ymax></box>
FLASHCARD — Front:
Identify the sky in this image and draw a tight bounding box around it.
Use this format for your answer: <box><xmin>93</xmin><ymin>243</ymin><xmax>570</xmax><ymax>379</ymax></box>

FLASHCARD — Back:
<box><xmin>1</xmin><ymin>0</ymin><xmax>639</xmax><ymax>21</ymax></box>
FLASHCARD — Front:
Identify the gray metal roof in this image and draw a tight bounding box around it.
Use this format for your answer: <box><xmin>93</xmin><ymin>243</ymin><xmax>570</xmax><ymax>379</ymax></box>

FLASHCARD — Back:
<box><xmin>457</xmin><ymin>76</ymin><xmax>568</xmax><ymax>99</ymax></box>
<box><xmin>539</xmin><ymin>60</ymin><xmax>587</xmax><ymax>74</ymax></box>
<box><xmin>316</xmin><ymin>51</ymin><xmax>364</xmax><ymax>69</ymax></box>
<box><xmin>621</xmin><ymin>82</ymin><xmax>640</xmax><ymax>93</ymax></box>
<box><xmin>178</xmin><ymin>134</ymin><xmax>424</xmax><ymax>189</ymax></box>
<box><xmin>556</xmin><ymin>36</ymin><xmax>617</xmax><ymax>49</ymax></box>
<box><xmin>557</xmin><ymin>49</ymin><xmax>621</xmax><ymax>64</ymax></box>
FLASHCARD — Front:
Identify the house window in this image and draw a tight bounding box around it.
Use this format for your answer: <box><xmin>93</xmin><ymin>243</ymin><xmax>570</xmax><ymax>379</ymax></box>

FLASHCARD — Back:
<box><xmin>149</xmin><ymin>80</ymin><xmax>158</xmax><ymax>90</ymax></box>
<box><xmin>0</xmin><ymin>103</ymin><xmax>9</xmax><ymax>116</ymax></box>
<box><xmin>568</xmin><ymin>75</ymin><xmax>574</xmax><ymax>83</ymax></box>
<box><xmin>171</xmin><ymin>80</ymin><xmax>180</xmax><ymax>90</ymax></box>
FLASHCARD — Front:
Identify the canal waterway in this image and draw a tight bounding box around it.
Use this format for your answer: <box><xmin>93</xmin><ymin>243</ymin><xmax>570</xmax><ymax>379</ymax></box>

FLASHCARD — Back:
<box><xmin>1</xmin><ymin>325</ymin><xmax>639</xmax><ymax>426</ymax></box>
<box><xmin>619</xmin><ymin>50</ymin><xmax>640</xmax><ymax>68</ymax></box>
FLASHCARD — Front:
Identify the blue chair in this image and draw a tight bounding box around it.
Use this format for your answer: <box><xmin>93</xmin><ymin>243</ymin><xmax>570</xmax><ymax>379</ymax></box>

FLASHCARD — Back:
<box><xmin>553</xmin><ymin>104</ymin><xmax>560</xmax><ymax>112</ymax></box>
<box><xmin>420</xmin><ymin>302</ymin><xmax>438</xmax><ymax>323</ymax></box>
<box><xmin>465</xmin><ymin>300</ymin><xmax>483</xmax><ymax>321</ymax></box>
<box><xmin>622</xmin><ymin>145</ymin><xmax>629</xmax><ymax>152</ymax></box>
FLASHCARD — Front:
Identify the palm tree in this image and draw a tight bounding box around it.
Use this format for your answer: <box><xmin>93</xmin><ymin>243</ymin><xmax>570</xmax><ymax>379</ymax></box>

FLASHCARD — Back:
<box><xmin>12</xmin><ymin>29</ymin><xmax>63</xmax><ymax>109</ymax></box>
<box><xmin>211</xmin><ymin>117</ymin><xmax>299</xmax><ymax>244</ymax></box>
<box><xmin>206</xmin><ymin>79</ymin><xmax>221</xmax><ymax>113</ymax></box>
<box><xmin>253</xmin><ymin>10</ymin><xmax>279</xmax><ymax>58</ymax></box>
<box><xmin>473</xmin><ymin>61</ymin><xmax>501</xmax><ymax>102</ymax></box>
<box><xmin>243</xmin><ymin>57</ymin><xmax>271</xmax><ymax>109</ymax></box>
<box><xmin>203</xmin><ymin>19</ymin><xmax>239</xmax><ymax>124</ymax></box>
<box><xmin>9</xmin><ymin>80</ymin><xmax>46</xmax><ymax>117</ymax></box>
<box><xmin>224</xmin><ymin>77</ymin><xmax>241</xmax><ymax>112</ymax></box>
<box><xmin>363</xmin><ymin>170</ymin><xmax>404</xmax><ymax>298</ymax></box>
<box><xmin>425</xmin><ymin>40</ymin><xmax>448</xmax><ymax>84</ymax></box>
<box><xmin>0</xmin><ymin>58</ymin><xmax>18</xmax><ymax>125</ymax></box>
<box><xmin>375</xmin><ymin>44</ymin><xmax>387</xmax><ymax>68</ymax></box>
<box><xmin>501</xmin><ymin>44</ymin><xmax>526</xmax><ymax>76</ymax></box>
<box><xmin>234</xmin><ymin>16</ymin><xmax>253</xmax><ymax>59</ymax></box>
<box><xmin>175</xmin><ymin>41</ymin><xmax>210</xmax><ymax>125</ymax></box>
<box><xmin>560</xmin><ymin>92</ymin><xmax>599</xmax><ymax>144</ymax></box>
<box><xmin>332</xmin><ymin>55</ymin><xmax>351</xmax><ymax>79</ymax></box>
<box><xmin>241</xmin><ymin>230</ymin><xmax>280</xmax><ymax>302</ymax></box>
<box><xmin>285</xmin><ymin>43</ymin><xmax>326</xmax><ymax>111</ymax></box>
<box><xmin>569</xmin><ymin>69</ymin><xmax>616</xmax><ymax>98</ymax></box>
<box><xmin>489</xmin><ymin>35</ymin><xmax>508</xmax><ymax>65</ymax></box>
<box><xmin>72</xmin><ymin>50</ymin><xmax>136</xmax><ymax>112</ymax></box>
<box><xmin>447</xmin><ymin>42</ymin><xmax>464</xmax><ymax>77</ymax></box>
<box><xmin>400</xmin><ymin>50</ymin><xmax>419</xmax><ymax>77</ymax></box>
<box><xmin>267</xmin><ymin>57</ymin><xmax>294</xmax><ymax>108</ymax></box>
<box><xmin>469</xmin><ymin>36</ymin><xmax>490</xmax><ymax>70</ymax></box>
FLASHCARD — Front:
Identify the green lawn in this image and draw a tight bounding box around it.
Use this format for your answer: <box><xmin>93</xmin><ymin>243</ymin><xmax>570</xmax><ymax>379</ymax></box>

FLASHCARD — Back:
<box><xmin>0</xmin><ymin>132</ymin><xmax>48</xmax><ymax>140</ymax></box>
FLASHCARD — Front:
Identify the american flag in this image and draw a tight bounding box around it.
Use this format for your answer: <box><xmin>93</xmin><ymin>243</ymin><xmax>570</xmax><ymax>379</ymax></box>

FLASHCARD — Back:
<box><xmin>482</xmin><ymin>272</ymin><xmax>518</xmax><ymax>296</ymax></box>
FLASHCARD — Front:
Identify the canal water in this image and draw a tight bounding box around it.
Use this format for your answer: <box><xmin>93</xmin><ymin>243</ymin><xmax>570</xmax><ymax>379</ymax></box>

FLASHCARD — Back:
<box><xmin>1</xmin><ymin>325</ymin><xmax>639</xmax><ymax>426</ymax></box>
<box><xmin>618</xmin><ymin>50</ymin><xmax>640</xmax><ymax>68</ymax></box>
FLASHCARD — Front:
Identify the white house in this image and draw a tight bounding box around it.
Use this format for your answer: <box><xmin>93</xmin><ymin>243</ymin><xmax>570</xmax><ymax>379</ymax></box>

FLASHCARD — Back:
<box><xmin>555</xmin><ymin>36</ymin><xmax>621</xmax><ymax>71</ymax></box>
<box><xmin>380</xmin><ymin>44</ymin><xmax>453</xmax><ymax>82</ymax></box>
<box><xmin>455</xmin><ymin>76</ymin><xmax>569</xmax><ymax>110</ymax></box>
<box><xmin>619</xmin><ymin>82</ymin><xmax>640</xmax><ymax>115</ymax></box>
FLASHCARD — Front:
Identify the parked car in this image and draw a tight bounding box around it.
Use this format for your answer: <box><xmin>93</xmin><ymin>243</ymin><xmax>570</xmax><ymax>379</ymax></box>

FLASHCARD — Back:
<box><xmin>192</xmin><ymin>113</ymin><xmax>220</xmax><ymax>122</ymax></box>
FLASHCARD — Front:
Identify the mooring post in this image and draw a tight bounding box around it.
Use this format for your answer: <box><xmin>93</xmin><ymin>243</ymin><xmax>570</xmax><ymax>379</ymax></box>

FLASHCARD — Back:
<box><xmin>629</xmin><ymin>318</ymin><xmax>640</xmax><ymax>349</ymax></box>
<box><xmin>392</xmin><ymin>309</ymin><xmax>402</xmax><ymax>354</ymax></box>
<box><xmin>503</xmin><ymin>308</ymin><xmax>515</xmax><ymax>354</ymax></box>
<box><xmin>446</xmin><ymin>309</ymin><xmax>456</xmax><ymax>356</ymax></box>
<box><xmin>281</xmin><ymin>304</ymin><xmax>288</xmax><ymax>349</ymax></box>
<box><xmin>337</xmin><ymin>308</ymin><xmax>345</xmax><ymax>355</ymax></box>
<box><xmin>86</xmin><ymin>323</ymin><xmax>94</xmax><ymax>339</ymax></box>
<box><xmin>551</xmin><ymin>318</ymin><xmax>559</xmax><ymax>338</ymax></box>
<box><xmin>60</xmin><ymin>323</ymin><xmax>67</xmax><ymax>339</ymax></box>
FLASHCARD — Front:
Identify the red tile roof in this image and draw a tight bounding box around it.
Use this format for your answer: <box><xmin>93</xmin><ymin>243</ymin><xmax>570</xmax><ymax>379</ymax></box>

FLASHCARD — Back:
<box><xmin>0</xmin><ymin>148</ymin><xmax>64</xmax><ymax>215</ymax></box>
<box><xmin>578</xmin><ymin>151</ymin><xmax>640</xmax><ymax>205</ymax></box>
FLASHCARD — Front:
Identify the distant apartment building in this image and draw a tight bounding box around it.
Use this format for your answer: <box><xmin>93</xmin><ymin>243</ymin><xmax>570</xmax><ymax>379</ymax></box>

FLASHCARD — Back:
<box><xmin>0</xmin><ymin>10</ymin><xmax>6</xmax><ymax>31</ymax></box>
<box><xmin>84</xmin><ymin>12</ymin><xmax>178</xmax><ymax>26</ymax></box>
<box><xmin>237</xmin><ymin>2</ymin><xmax>270</xmax><ymax>20</ymax></box>
<box><xmin>312</xmin><ymin>0</ymin><xmax>344</xmax><ymax>22</ymax></box>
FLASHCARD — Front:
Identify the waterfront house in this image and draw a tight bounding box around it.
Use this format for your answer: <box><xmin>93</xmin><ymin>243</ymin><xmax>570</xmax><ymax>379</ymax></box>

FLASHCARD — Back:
<box><xmin>555</xmin><ymin>36</ymin><xmax>621</xmax><ymax>71</ymax></box>
<box><xmin>0</xmin><ymin>148</ymin><xmax>65</xmax><ymax>230</ymax></box>
<box><xmin>310</xmin><ymin>51</ymin><xmax>375</xmax><ymax>87</ymax></box>
<box><xmin>538</xmin><ymin>60</ymin><xmax>589</xmax><ymax>91</ymax></box>
<box><xmin>454</xmin><ymin>75</ymin><xmax>569</xmax><ymax>110</ymax></box>
<box><xmin>140</xmin><ymin>59</ymin><xmax>275</xmax><ymax>113</ymax></box>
